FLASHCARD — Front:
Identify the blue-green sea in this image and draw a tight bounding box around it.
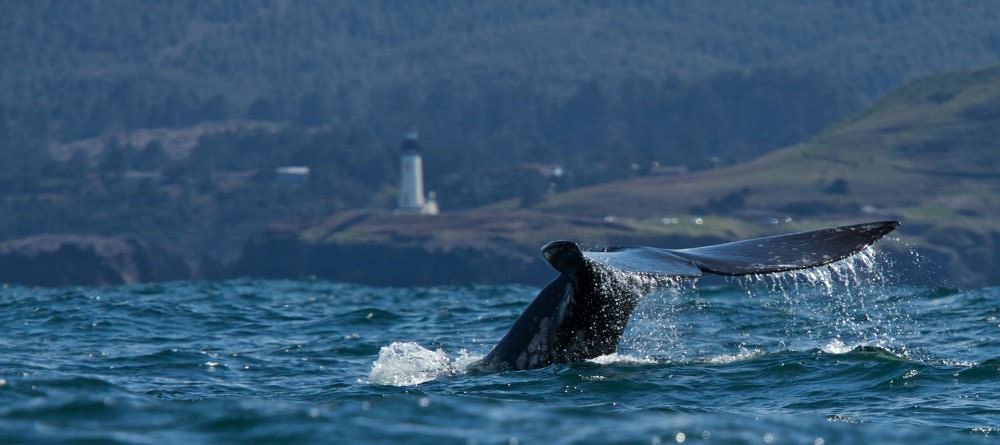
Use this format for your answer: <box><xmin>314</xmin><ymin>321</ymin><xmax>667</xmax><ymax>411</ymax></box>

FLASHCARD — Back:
<box><xmin>1</xmin><ymin>257</ymin><xmax>998</xmax><ymax>443</ymax></box>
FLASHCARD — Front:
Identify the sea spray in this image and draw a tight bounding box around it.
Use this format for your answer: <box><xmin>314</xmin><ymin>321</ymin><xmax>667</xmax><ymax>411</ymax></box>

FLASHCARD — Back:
<box><xmin>618</xmin><ymin>283</ymin><xmax>703</xmax><ymax>361</ymax></box>
<box><xmin>615</xmin><ymin>245</ymin><xmax>919</xmax><ymax>362</ymax></box>
<box><xmin>368</xmin><ymin>342</ymin><xmax>480</xmax><ymax>386</ymax></box>
<box><xmin>588</xmin><ymin>263</ymin><xmax>695</xmax><ymax>361</ymax></box>
<box><xmin>727</xmin><ymin>246</ymin><xmax>916</xmax><ymax>356</ymax></box>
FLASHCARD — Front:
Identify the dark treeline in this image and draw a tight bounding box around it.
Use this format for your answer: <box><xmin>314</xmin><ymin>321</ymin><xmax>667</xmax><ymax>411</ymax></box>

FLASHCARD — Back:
<box><xmin>6</xmin><ymin>1</ymin><xmax>1000</xmax><ymax>145</ymax></box>
<box><xmin>0</xmin><ymin>68</ymin><xmax>849</xmax><ymax>204</ymax></box>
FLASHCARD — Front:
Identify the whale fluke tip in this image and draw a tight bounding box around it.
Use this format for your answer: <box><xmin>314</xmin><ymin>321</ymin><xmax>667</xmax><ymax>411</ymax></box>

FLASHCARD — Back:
<box><xmin>541</xmin><ymin>240</ymin><xmax>585</xmax><ymax>275</ymax></box>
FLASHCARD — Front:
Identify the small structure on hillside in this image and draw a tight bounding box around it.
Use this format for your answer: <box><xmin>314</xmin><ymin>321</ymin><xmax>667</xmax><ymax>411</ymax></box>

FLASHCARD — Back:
<box><xmin>648</xmin><ymin>161</ymin><xmax>688</xmax><ymax>176</ymax></box>
<box><xmin>397</xmin><ymin>128</ymin><xmax>439</xmax><ymax>215</ymax></box>
<box><xmin>275</xmin><ymin>166</ymin><xmax>310</xmax><ymax>185</ymax></box>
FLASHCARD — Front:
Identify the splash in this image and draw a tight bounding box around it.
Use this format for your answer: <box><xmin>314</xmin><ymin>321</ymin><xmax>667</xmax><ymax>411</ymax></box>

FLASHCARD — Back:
<box><xmin>589</xmin><ymin>262</ymin><xmax>685</xmax><ymax>302</ymax></box>
<box><xmin>587</xmin><ymin>353</ymin><xmax>657</xmax><ymax>365</ymax></box>
<box><xmin>730</xmin><ymin>246</ymin><xmax>915</xmax><ymax>354</ymax></box>
<box><xmin>605</xmin><ymin>243</ymin><xmax>920</xmax><ymax>364</ymax></box>
<box><xmin>737</xmin><ymin>246</ymin><xmax>888</xmax><ymax>292</ymax></box>
<box><xmin>589</xmin><ymin>263</ymin><xmax>698</xmax><ymax>361</ymax></box>
<box><xmin>618</xmin><ymin>286</ymin><xmax>698</xmax><ymax>361</ymax></box>
<box><xmin>821</xmin><ymin>339</ymin><xmax>854</xmax><ymax>354</ymax></box>
<box><xmin>368</xmin><ymin>342</ymin><xmax>480</xmax><ymax>386</ymax></box>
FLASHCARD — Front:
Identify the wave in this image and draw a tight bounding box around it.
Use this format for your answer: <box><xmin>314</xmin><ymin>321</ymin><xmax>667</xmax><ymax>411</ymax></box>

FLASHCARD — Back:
<box><xmin>31</xmin><ymin>375</ymin><xmax>122</xmax><ymax>391</ymax></box>
<box><xmin>587</xmin><ymin>353</ymin><xmax>657</xmax><ymax>365</ymax></box>
<box><xmin>335</xmin><ymin>308</ymin><xmax>402</xmax><ymax>324</ymax></box>
<box><xmin>366</xmin><ymin>338</ymin><xmax>979</xmax><ymax>387</ymax></box>
<box><xmin>956</xmin><ymin>358</ymin><xmax>1000</xmax><ymax>382</ymax></box>
<box><xmin>368</xmin><ymin>342</ymin><xmax>480</xmax><ymax>386</ymax></box>
<box><xmin>704</xmin><ymin>346</ymin><xmax>764</xmax><ymax>365</ymax></box>
<box><xmin>817</xmin><ymin>339</ymin><xmax>914</xmax><ymax>362</ymax></box>
<box><xmin>586</xmin><ymin>348</ymin><xmax>765</xmax><ymax>366</ymax></box>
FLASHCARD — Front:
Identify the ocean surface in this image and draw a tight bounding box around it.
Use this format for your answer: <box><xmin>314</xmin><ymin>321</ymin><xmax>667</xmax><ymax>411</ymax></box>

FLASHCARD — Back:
<box><xmin>1</xmin><ymin>250</ymin><xmax>998</xmax><ymax>444</ymax></box>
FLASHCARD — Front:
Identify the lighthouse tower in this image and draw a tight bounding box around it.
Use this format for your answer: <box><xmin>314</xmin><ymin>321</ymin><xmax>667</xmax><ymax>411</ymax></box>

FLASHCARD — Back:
<box><xmin>397</xmin><ymin>128</ymin><xmax>438</xmax><ymax>215</ymax></box>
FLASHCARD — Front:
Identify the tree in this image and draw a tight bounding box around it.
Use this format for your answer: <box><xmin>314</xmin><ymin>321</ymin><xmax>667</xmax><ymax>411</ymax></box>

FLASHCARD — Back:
<box><xmin>295</xmin><ymin>93</ymin><xmax>330</xmax><ymax>127</ymax></box>
<box><xmin>134</xmin><ymin>140</ymin><xmax>169</xmax><ymax>171</ymax></box>
<box><xmin>100</xmin><ymin>139</ymin><xmax>128</xmax><ymax>174</ymax></box>
<box><xmin>246</xmin><ymin>97</ymin><xmax>279</xmax><ymax>121</ymax></box>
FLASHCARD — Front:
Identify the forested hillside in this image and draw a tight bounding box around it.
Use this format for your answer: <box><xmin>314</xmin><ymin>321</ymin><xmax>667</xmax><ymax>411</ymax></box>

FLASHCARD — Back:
<box><xmin>6</xmin><ymin>2</ymin><xmax>1000</xmax><ymax>163</ymax></box>
<box><xmin>240</xmin><ymin>65</ymin><xmax>1000</xmax><ymax>286</ymax></box>
<box><xmin>2</xmin><ymin>1</ymin><xmax>1000</xmax><ymax>262</ymax></box>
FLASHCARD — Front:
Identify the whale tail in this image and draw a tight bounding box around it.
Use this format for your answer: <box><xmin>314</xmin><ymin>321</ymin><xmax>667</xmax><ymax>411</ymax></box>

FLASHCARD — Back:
<box><xmin>480</xmin><ymin>221</ymin><xmax>899</xmax><ymax>371</ymax></box>
<box><xmin>543</xmin><ymin>221</ymin><xmax>899</xmax><ymax>277</ymax></box>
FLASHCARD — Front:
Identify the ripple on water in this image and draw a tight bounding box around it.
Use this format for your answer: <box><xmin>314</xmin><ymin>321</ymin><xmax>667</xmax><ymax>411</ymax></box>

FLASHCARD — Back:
<box><xmin>955</xmin><ymin>358</ymin><xmax>1000</xmax><ymax>382</ymax></box>
<box><xmin>0</xmin><ymin>277</ymin><xmax>998</xmax><ymax>444</ymax></box>
<box><xmin>334</xmin><ymin>308</ymin><xmax>403</xmax><ymax>324</ymax></box>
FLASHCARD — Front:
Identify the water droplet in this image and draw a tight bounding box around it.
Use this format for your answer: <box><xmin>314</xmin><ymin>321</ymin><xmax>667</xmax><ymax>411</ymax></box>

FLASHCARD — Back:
<box><xmin>675</xmin><ymin>432</ymin><xmax>686</xmax><ymax>443</ymax></box>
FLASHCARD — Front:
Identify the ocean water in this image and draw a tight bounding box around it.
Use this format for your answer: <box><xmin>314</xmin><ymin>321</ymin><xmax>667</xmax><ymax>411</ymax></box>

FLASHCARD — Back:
<box><xmin>1</xmin><ymin>253</ymin><xmax>998</xmax><ymax>444</ymax></box>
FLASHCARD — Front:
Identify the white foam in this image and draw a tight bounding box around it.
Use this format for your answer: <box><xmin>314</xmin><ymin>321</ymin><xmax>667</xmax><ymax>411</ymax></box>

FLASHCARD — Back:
<box><xmin>368</xmin><ymin>341</ymin><xmax>480</xmax><ymax>386</ymax></box>
<box><xmin>587</xmin><ymin>353</ymin><xmax>657</xmax><ymax>365</ymax></box>
<box><xmin>821</xmin><ymin>339</ymin><xmax>854</xmax><ymax>354</ymax></box>
<box><xmin>705</xmin><ymin>346</ymin><xmax>762</xmax><ymax>364</ymax></box>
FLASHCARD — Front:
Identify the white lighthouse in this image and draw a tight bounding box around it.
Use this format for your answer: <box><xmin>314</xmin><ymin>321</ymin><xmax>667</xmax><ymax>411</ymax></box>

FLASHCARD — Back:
<box><xmin>397</xmin><ymin>128</ymin><xmax>438</xmax><ymax>215</ymax></box>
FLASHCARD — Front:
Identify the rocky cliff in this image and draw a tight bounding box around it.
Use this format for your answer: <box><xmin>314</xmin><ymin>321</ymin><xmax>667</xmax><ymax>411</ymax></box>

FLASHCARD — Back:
<box><xmin>0</xmin><ymin>235</ymin><xmax>197</xmax><ymax>287</ymax></box>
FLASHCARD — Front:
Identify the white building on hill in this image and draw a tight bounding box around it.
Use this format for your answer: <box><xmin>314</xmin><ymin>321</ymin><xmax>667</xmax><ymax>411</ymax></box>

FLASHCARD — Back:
<box><xmin>397</xmin><ymin>129</ymin><xmax>439</xmax><ymax>215</ymax></box>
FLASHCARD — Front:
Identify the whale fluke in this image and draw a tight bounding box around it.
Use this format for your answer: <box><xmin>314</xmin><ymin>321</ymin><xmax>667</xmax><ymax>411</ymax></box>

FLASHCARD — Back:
<box><xmin>566</xmin><ymin>220</ymin><xmax>899</xmax><ymax>277</ymax></box>
<box><xmin>473</xmin><ymin>221</ymin><xmax>899</xmax><ymax>372</ymax></box>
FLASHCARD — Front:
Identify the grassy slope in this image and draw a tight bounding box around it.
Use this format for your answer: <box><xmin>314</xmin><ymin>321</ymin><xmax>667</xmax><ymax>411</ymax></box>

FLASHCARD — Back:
<box><xmin>531</xmin><ymin>66</ymin><xmax>1000</xmax><ymax>283</ymax></box>
<box><xmin>539</xmin><ymin>66</ymin><xmax>1000</xmax><ymax>223</ymax></box>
